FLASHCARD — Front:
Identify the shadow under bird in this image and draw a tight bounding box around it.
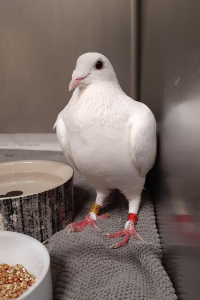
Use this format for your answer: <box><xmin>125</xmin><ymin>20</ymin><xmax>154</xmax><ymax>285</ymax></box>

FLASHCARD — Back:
<box><xmin>54</xmin><ymin>52</ymin><xmax>157</xmax><ymax>248</ymax></box>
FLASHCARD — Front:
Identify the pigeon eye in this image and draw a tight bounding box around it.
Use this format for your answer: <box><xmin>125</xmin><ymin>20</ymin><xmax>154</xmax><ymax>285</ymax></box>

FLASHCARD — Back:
<box><xmin>95</xmin><ymin>60</ymin><xmax>103</xmax><ymax>70</ymax></box>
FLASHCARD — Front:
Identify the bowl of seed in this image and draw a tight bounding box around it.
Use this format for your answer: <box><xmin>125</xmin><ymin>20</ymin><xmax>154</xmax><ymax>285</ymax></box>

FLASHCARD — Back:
<box><xmin>0</xmin><ymin>231</ymin><xmax>52</xmax><ymax>300</ymax></box>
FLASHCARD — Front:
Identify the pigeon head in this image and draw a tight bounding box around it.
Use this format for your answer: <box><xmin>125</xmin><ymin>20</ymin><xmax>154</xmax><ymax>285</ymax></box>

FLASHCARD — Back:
<box><xmin>69</xmin><ymin>52</ymin><xmax>118</xmax><ymax>91</ymax></box>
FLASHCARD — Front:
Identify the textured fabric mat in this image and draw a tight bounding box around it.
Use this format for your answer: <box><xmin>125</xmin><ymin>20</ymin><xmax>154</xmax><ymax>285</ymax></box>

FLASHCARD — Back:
<box><xmin>0</xmin><ymin>149</ymin><xmax>177</xmax><ymax>300</ymax></box>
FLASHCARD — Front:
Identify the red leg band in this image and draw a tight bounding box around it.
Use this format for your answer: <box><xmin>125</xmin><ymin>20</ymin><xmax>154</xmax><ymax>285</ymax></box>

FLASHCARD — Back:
<box><xmin>127</xmin><ymin>213</ymin><xmax>137</xmax><ymax>222</ymax></box>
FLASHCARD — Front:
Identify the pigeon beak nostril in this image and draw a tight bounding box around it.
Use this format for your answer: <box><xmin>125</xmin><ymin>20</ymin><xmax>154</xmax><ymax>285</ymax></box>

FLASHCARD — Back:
<box><xmin>75</xmin><ymin>77</ymin><xmax>86</xmax><ymax>81</ymax></box>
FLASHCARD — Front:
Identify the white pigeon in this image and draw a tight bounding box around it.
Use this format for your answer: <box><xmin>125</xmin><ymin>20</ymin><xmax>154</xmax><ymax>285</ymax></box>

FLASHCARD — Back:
<box><xmin>54</xmin><ymin>52</ymin><xmax>157</xmax><ymax>248</ymax></box>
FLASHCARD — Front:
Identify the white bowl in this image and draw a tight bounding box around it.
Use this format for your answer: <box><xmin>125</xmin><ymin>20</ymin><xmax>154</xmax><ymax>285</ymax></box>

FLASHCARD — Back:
<box><xmin>0</xmin><ymin>231</ymin><xmax>53</xmax><ymax>300</ymax></box>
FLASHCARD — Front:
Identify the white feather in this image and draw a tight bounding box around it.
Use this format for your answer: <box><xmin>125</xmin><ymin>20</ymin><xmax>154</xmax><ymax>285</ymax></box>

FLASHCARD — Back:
<box><xmin>128</xmin><ymin>103</ymin><xmax>157</xmax><ymax>177</ymax></box>
<box><xmin>55</xmin><ymin>112</ymin><xmax>79</xmax><ymax>172</ymax></box>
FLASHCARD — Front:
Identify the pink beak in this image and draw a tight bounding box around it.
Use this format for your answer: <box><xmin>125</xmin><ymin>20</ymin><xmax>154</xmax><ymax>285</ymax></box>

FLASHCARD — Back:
<box><xmin>69</xmin><ymin>76</ymin><xmax>87</xmax><ymax>91</ymax></box>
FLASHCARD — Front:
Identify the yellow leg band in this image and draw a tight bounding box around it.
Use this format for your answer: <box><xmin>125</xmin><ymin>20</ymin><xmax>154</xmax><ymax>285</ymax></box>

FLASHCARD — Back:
<box><xmin>90</xmin><ymin>203</ymin><xmax>102</xmax><ymax>215</ymax></box>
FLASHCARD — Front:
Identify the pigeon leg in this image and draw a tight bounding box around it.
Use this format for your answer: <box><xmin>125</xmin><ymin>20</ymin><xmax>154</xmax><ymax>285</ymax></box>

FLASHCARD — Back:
<box><xmin>66</xmin><ymin>190</ymin><xmax>109</xmax><ymax>233</ymax></box>
<box><xmin>105</xmin><ymin>187</ymin><xmax>144</xmax><ymax>248</ymax></box>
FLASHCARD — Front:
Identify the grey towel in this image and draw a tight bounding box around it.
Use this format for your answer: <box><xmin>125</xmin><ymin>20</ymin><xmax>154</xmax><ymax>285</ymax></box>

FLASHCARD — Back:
<box><xmin>0</xmin><ymin>150</ymin><xmax>177</xmax><ymax>300</ymax></box>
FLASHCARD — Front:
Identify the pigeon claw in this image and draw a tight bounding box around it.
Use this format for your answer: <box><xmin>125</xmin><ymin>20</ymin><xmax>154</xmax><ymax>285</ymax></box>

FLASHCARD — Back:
<box><xmin>105</xmin><ymin>221</ymin><xmax>143</xmax><ymax>249</ymax></box>
<box><xmin>104</xmin><ymin>229</ymin><xmax>125</xmax><ymax>238</ymax></box>
<box><xmin>96</xmin><ymin>213</ymin><xmax>110</xmax><ymax>220</ymax></box>
<box><xmin>66</xmin><ymin>224</ymin><xmax>73</xmax><ymax>233</ymax></box>
<box><xmin>66</xmin><ymin>218</ymin><xmax>88</xmax><ymax>233</ymax></box>
<box><xmin>66</xmin><ymin>212</ymin><xmax>109</xmax><ymax>233</ymax></box>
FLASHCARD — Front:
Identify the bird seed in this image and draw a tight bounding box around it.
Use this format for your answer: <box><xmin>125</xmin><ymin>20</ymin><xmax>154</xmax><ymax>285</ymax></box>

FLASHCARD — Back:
<box><xmin>0</xmin><ymin>264</ymin><xmax>36</xmax><ymax>299</ymax></box>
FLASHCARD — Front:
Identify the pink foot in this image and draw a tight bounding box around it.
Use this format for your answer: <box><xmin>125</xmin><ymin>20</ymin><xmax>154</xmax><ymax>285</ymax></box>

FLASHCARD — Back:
<box><xmin>104</xmin><ymin>221</ymin><xmax>143</xmax><ymax>249</ymax></box>
<box><xmin>66</xmin><ymin>213</ymin><xmax>109</xmax><ymax>233</ymax></box>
